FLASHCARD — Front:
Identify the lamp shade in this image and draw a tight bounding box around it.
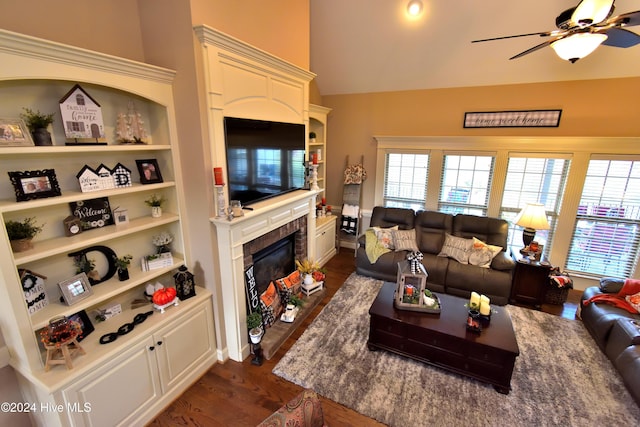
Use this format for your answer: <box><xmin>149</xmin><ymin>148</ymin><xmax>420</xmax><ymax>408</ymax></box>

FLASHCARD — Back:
<box><xmin>572</xmin><ymin>0</ymin><xmax>614</xmax><ymax>25</ymax></box>
<box><xmin>551</xmin><ymin>32</ymin><xmax>608</xmax><ymax>63</ymax></box>
<box><xmin>514</xmin><ymin>203</ymin><xmax>550</xmax><ymax>230</ymax></box>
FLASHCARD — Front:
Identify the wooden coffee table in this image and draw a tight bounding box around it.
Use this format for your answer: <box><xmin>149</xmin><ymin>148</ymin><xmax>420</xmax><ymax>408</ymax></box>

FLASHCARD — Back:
<box><xmin>367</xmin><ymin>281</ymin><xmax>520</xmax><ymax>393</ymax></box>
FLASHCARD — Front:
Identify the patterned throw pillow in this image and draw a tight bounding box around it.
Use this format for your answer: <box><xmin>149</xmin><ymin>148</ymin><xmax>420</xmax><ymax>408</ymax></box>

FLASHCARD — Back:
<box><xmin>392</xmin><ymin>229</ymin><xmax>419</xmax><ymax>252</ymax></box>
<box><xmin>468</xmin><ymin>237</ymin><xmax>503</xmax><ymax>268</ymax></box>
<box><xmin>372</xmin><ymin>225</ymin><xmax>399</xmax><ymax>249</ymax></box>
<box><xmin>260</xmin><ymin>281</ymin><xmax>283</xmax><ymax>328</ymax></box>
<box><xmin>437</xmin><ymin>234</ymin><xmax>473</xmax><ymax>264</ymax></box>
<box><xmin>626</xmin><ymin>291</ymin><xmax>640</xmax><ymax>313</ymax></box>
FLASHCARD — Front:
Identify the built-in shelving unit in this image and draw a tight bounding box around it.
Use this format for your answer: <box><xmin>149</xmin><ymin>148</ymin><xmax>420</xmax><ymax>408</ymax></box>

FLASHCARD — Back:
<box><xmin>308</xmin><ymin>104</ymin><xmax>331</xmax><ymax>195</ymax></box>
<box><xmin>0</xmin><ymin>29</ymin><xmax>216</xmax><ymax>427</ymax></box>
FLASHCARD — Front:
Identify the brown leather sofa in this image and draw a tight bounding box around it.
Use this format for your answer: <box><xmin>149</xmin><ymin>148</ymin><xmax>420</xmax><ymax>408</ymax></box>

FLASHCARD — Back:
<box><xmin>356</xmin><ymin>207</ymin><xmax>516</xmax><ymax>305</ymax></box>
<box><xmin>579</xmin><ymin>278</ymin><xmax>640</xmax><ymax>405</ymax></box>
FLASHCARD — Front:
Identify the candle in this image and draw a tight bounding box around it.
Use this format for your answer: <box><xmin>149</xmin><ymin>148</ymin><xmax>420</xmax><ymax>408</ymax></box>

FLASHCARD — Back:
<box><xmin>214</xmin><ymin>167</ymin><xmax>224</xmax><ymax>186</ymax></box>
<box><xmin>312</xmin><ymin>153</ymin><xmax>318</xmax><ymax>165</ymax></box>
<box><xmin>470</xmin><ymin>291</ymin><xmax>480</xmax><ymax>309</ymax></box>
<box><xmin>480</xmin><ymin>295</ymin><xmax>491</xmax><ymax>316</ymax></box>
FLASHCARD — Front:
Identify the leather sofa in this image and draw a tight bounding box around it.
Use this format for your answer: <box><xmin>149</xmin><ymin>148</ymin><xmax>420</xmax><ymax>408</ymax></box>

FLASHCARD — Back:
<box><xmin>579</xmin><ymin>278</ymin><xmax>640</xmax><ymax>405</ymax></box>
<box><xmin>355</xmin><ymin>207</ymin><xmax>516</xmax><ymax>305</ymax></box>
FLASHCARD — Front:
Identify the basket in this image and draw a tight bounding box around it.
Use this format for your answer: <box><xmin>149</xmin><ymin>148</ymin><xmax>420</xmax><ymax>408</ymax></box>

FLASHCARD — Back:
<box><xmin>544</xmin><ymin>286</ymin><xmax>570</xmax><ymax>305</ymax></box>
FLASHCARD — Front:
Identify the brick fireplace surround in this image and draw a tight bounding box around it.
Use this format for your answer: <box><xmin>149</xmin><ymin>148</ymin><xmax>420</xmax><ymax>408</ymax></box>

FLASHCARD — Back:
<box><xmin>211</xmin><ymin>190</ymin><xmax>320</xmax><ymax>362</ymax></box>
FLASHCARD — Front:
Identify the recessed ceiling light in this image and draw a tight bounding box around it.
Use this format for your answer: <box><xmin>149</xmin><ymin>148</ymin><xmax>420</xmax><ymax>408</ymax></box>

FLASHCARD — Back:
<box><xmin>407</xmin><ymin>0</ymin><xmax>423</xmax><ymax>17</ymax></box>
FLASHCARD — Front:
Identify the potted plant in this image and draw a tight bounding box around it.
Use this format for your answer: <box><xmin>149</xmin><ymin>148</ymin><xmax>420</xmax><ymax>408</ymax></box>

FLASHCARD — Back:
<box><xmin>309</xmin><ymin>131</ymin><xmax>317</xmax><ymax>143</ymax></box>
<box><xmin>20</xmin><ymin>107</ymin><xmax>55</xmax><ymax>146</ymax></box>
<box><xmin>5</xmin><ymin>217</ymin><xmax>44</xmax><ymax>252</ymax></box>
<box><xmin>144</xmin><ymin>193</ymin><xmax>166</xmax><ymax>218</ymax></box>
<box><xmin>113</xmin><ymin>254</ymin><xmax>133</xmax><ymax>281</ymax></box>
<box><xmin>247</xmin><ymin>311</ymin><xmax>263</xmax><ymax>344</ymax></box>
<box><xmin>296</xmin><ymin>258</ymin><xmax>320</xmax><ymax>285</ymax></box>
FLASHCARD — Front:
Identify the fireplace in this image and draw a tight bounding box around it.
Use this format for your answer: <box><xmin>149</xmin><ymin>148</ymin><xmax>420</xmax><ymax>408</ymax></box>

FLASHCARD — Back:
<box><xmin>245</xmin><ymin>217</ymin><xmax>307</xmax><ymax>295</ymax></box>
<box><xmin>211</xmin><ymin>190</ymin><xmax>319</xmax><ymax>361</ymax></box>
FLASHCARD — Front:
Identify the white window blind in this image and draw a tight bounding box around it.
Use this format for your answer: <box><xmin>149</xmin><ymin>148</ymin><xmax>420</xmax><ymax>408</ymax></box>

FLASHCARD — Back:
<box><xmin>500</xmin><ymin>155</ymin><xmax>571</xmax><ymax>255</ymax></box>
<box><xmin>383</xmin><ymin>152</ymin><xmax>429</xmax><ymax>210</ymax></box>
<box><xmin>566</xmin><ymin>159</ymin><xmax>640</xmax><ymax>278</ymax></box>
<box><xmin>439</xmin><ymin>154</ymin><xmax>494</xmax><ymax>215</ymax></box>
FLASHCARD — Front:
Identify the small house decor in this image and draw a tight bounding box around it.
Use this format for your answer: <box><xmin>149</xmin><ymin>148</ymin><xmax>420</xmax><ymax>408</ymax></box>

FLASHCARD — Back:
<box><xmin>6</xmin><ymin>216</ymin><xmax>44</xmax><ymax>252</ymax></box>
<box><xmin>20</xmin><ymin>108</ymin><xmax>55</xmax><ymax>146</ymax></box>
<box><xmin>112</xmin><ymin>163</ymin><xmax>132</xmax><ymax>188</ymax></box>
<box><xmin>59</xmin><ymin>84</ymin><xmax>106</xmax><ymax>144</ymax></box>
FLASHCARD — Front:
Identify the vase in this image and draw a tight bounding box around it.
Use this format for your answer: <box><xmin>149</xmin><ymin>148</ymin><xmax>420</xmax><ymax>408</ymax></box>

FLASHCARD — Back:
<box><xmin>304</xmin><ymin>274</ymin><xmax>314</xmax><ymax>286</ymax></box>
<box><xmin>32</xmin><ymin>128</ymin><xmax>53</xmax><ymax>146</ymax></box>
<box><xmin>117</xmin><ymin>268</ymin><xmax>129</xmax><ymax>281</ymax></box>
<box><xmin>10</xmin><ymin>238</ymin><xmax>34</xmax><ymax>252</ymax></box>
<box><xmin>151</xmin><ymin>206</ymin><xmax>162</xmax><ymax>218</ymax></box>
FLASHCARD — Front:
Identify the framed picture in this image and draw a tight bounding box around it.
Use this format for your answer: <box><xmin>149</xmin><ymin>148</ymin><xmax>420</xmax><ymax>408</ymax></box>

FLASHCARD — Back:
<box><xmin>67</xmin><ymin>310</ymin><xmax>94</xmax><ymax>342</ymax></box>
<box><xmin>9</xmin><ymin>169</ymin><xmax>62</xmax><ymax>202</ymax></box>
<box><xmin>58</xmin><ymin>273</ymin><xmax>93</xmax><ymax>306</ymax></box>
<box><xmin>113</xmin><ymin>207</ymin><xmax>129</xmax><ymax>226</ymax></box>
<box><xmin>0</xmin><ymin>118</ymin><xmax>34</xmax><ymax>147</ymax></box>
<box><xmin>136</xmin><ymin>159</ymin><xmax>163</xmax><ymax>184</ymax></box>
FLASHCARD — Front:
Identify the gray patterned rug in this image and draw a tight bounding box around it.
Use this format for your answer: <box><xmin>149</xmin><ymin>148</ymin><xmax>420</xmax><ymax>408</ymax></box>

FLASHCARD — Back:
<box><xmin>273</xmin><ymin>273</ymin><xmax>640</xmax><ymax>426</ymax></box>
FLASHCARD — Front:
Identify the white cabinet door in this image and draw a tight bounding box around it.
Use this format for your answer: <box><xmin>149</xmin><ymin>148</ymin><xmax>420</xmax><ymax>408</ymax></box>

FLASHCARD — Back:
<box><xmin>316</xmin><ymin>216</ymin><xmax>337</xmax><ymax>267</ymax></box>
<box><xmin>154</xmin><ymin>299</ymin><xmax>215</xmax><ymax>392</ymax></box>
<box><xmin>63</xmin><ymin>338</ymin><xmax>161</xmax><ymax>427</ymax></box>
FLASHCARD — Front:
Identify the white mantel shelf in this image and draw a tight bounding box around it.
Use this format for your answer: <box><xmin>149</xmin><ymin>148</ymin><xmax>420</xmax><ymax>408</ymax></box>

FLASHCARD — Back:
<box><xmin>210</xmin><ymin>189</ymin><xmax>320</xmax><ymax>361</ymax></box>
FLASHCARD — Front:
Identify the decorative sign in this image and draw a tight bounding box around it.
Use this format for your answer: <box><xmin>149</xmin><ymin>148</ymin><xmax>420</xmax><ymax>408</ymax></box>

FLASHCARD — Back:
<box><xmin>20</xmin><ymin>269</ymin><xmax>49</xmax><ymax>316</ymax></box>
<box><xmin>244</xmin><ymin>265</ymin><xmax>260</xmax><ymax>314</ymax></box>
<box><xmin>59</xmin><ymin>84</ymin><xmax>106</xmax><ymax>144</ymax></box>
<box><xmin>69</xmin><ymin>197</ymin><xmax>114</xmax><ymax>230</ymax></box>
<box><xmin>463</xmin><ymin>110</ymin><xmax>562</xmax><ymax>128</ymax></box>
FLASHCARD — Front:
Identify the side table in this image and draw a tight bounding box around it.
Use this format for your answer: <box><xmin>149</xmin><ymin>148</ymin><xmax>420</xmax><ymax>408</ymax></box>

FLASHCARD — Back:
<box><xmin>510</xmin><ymin>250</ymin><xmax>552</xmax><ymax>308</ymax></box>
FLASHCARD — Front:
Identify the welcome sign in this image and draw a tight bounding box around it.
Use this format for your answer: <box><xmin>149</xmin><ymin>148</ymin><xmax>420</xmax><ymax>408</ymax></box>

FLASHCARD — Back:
<box><xmin>464</xmin><ymin>110</ymin><xmax>562</xmax><ymax>128</ymax></box>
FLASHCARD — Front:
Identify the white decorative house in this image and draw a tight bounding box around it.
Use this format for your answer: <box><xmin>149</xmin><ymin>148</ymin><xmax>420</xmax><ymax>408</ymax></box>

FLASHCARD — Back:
<box><xmin>112</xmin><ymin>162</ymin><xmax>132</xmax><ymax>188</ymax></box>
<box><xmin>59</xmin><ymin>84</ymin><xmax>106</xmax><ymax>142</ymax></box>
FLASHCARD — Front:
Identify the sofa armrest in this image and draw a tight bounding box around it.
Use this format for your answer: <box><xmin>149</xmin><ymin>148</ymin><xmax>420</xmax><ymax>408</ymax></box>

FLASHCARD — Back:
<box><xmin>491</xmin><ymin>251</ymin><xmax>515</xmax><ymax>271</ymax></box>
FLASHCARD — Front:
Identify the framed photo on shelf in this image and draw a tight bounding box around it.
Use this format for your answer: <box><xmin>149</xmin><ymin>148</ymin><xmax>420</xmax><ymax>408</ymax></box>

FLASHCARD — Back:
<box><xmin>9</xmin><ymin>169</ymin><xmax>62</xmax><ymax>202</ymax></box>
<box><xmin>67</xmin><ymin>309</ymin><xmax>94</xmax><ymax>342</ymax></box>
<box><xmin>58</xmin><ymin>273</ymin><xmax>93</xmax><ymax>306</ymax></box>
<box><xmin>113</xmin><ymin>207</ymin><xmax>129</xmax><ymax>226</ymax></box>
<box><xmin>136</xmin><ymin>159</ymin><xmax>163</xmax><ymax>184</ymax></box>
<box><xmin>0</xmin><ymin>118</ymin><xmax>34</xmax><ymax>147</ymax></box>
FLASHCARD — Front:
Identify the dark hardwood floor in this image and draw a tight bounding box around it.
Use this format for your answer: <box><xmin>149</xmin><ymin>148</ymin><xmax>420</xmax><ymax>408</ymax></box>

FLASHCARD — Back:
<box><xmin>149</xmin><ymin>249</ymin><xmax>582</xmax><ymax>426</ymax></box>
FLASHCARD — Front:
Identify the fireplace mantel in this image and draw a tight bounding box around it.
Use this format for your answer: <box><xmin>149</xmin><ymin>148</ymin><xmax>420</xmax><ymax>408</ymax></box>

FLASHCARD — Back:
<box><xmin>211</xmin><ymin>190</ymin><xmax>320</xmax><ymax>361</ymax></box>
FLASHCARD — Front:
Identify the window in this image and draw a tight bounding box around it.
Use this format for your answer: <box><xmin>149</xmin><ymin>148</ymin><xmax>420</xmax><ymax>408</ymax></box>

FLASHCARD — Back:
<box><xmin>500</xmin><ymin>155</ymin><xmax>571</xmax><ymax>255</ymax></box>
<box><xmin>439</xmin><ymin>154</ymin><xmax>494</xmax><ymax>215</ymax></box>
<box><xmin>383</xmin><ymin>152</ymin><xmax>429</xmax><ymax>210</ymax></box>
<box><xmin>566</xmin><ymin>159</ymin><xmax>640</xmax><ymax>277</ymax></box>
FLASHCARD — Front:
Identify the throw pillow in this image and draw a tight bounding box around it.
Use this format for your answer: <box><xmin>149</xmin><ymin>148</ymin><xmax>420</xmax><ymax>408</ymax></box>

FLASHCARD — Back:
<box><xmin>372</xmin><ymin>225</ymin><xmax>399</xmax><ymax>249</ymax></box>
<box><xmin>437</xmin><ymin>234</ymin><xmax>473</xmax><ymax>264</ymax></box>
<box><xmin>626</xmin><ymin>291</ymin><xmax>640</xmax><ymax>313</ymax></box>
<box><xmin>260</xmin><ymin>281</ymin><xmax>283</xmax><ymax>328</ymax></box>
<box><xmin>392</xmin><ymin>229</ymin><xmax>419</xmax><ymax>252</ymax></box>
<box><xmin>468</xmin><ymin>237</ymin><xmax>503</xmax><ymax>268</ymax></box>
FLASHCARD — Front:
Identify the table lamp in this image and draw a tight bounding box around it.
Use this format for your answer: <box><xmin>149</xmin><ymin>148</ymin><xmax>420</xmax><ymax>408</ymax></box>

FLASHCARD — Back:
<box><xmin>514</xmin><ymin>203</ymin><xmax>550</xmax><ymax>248</ymax></box>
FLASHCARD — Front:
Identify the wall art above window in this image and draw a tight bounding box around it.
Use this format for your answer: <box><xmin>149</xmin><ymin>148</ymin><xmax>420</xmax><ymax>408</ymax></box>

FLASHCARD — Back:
<box><xmin>463</xmin><ymin>110</ymin><xmax>562</xmax><ymax>128</ymax></box>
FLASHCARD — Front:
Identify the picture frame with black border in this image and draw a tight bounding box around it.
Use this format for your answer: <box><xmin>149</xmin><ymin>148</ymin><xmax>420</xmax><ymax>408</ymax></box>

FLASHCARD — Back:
<box><xmin>136</xmin><ymin>159</ymin><xmax>163</xmax><ymax>184</ymax></box>
<box><xmin>113</xmin><ymin>207</ymin><xmax>129</xmax><ymax>226</ymax></box>
<box><xmin>9</xmin><ymin>169</ymin><xmax>62</xmax><ymax>202</ymax></box>
<box><xmin>67</xmin><ymin>309</ymin><xmax>94</xmax><ymax>342</ymax></box>
<box><xmin>0</xmin><ymin>118</ymin><xmax>34</xmax><ymax>147</ymax></box>
<box><xmin>58</xmin><ymin>272</ymin><xmax>93</xmax><ymax>306</ymax></box>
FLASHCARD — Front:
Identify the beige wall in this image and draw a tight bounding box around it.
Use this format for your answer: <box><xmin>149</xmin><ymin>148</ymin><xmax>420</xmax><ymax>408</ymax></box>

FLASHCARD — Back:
<box><xmin>322</xmin><ymin>77</ymin><xmax>640</xmax><ymax>209</ymax></box>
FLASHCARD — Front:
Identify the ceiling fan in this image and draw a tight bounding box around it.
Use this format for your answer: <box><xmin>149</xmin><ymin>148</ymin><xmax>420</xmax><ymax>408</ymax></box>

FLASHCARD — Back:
<box><xmin>472</xmin><ymin>0</ymin><xmax>640</xmax><ymax>62</ymax></box>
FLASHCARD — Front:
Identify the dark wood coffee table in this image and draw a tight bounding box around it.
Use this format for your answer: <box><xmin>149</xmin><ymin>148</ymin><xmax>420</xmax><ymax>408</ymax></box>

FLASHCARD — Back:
<box><xmin>367</xmin><ymin>281</ymin><xmax>520</xmax><ymax>393</ymax></box>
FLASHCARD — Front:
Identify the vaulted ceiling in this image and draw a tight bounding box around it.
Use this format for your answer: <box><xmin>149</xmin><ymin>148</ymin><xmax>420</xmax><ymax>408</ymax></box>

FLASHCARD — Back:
<box><xmin>310</xmin><ymin>0</ymin><xmax>640</xmax><ymax>95</ymax></box>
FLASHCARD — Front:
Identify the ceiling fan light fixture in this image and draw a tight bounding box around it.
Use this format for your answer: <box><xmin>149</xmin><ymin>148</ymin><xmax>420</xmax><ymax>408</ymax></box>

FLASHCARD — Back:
<box><xmin>407</xmin><ymin>0</ymin><xmax>423</xmax><ymax>16</ymax></box>
<box><xmin>572</xmin><ymin>0</ymin><xmax>615</xmax><ymax>25</ymax></box>
<box><xmin>551</xmin><ymin>32</ymin><xmax>608</xmax><ymax>62</ymax></box>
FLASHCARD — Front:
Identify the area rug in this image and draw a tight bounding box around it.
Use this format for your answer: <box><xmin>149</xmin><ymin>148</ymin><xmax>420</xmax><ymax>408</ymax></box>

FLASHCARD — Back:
<box><xmin>273</xmin><ymin>273</ymin><xmax>640</xmax><ymax>426</ymax></box>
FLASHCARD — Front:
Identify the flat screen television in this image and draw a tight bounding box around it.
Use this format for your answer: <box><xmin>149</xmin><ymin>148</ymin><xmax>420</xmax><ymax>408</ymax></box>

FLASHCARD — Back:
<box><xmin>224</xmin><ymin>117</ymin><xmax>306</xmax><ymax>206</ymax></box>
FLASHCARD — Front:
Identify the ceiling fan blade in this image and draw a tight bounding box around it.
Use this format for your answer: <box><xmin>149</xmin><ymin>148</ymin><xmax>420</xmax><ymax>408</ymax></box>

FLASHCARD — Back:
<box><xmin>509</xmin><ymin>39</ymin><xmax>557</xmax><ymax>60</ymax></box>
<box><xmin>602</xmin><ymin>27</ymin><xmax>640</xmax><ymax>47</ymax></box>
<box><xmin>606</xmin><ymin>10</ymin><xmax>640</xmax><ymax>27</ymax></box>
<box><xmin>472</xmin><ymin>31</ymin><xmax>552</xmax><ymax>43</ymax></box>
